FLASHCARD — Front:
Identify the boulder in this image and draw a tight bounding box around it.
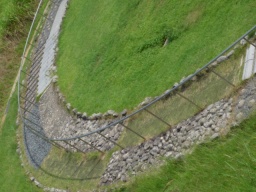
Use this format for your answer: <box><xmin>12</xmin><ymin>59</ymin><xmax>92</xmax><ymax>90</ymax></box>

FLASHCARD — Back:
<box><xmin>52</xmin><ymin>75</ymin><xmax>58</xmax><ymax>83</ymax></box>
<box><xmin>238</xmin><ymin>100</ymin><xmax>245</xmax><ymax>108</ymax></box>
<box><xmin>248</xmin><ymin>99</ymin><xmax>255</xmax><ymax>108</ymax></box>
<box><xmin>226</xmin><ymin>50</ymin><xmax>234</xmax><ymax>58</ymax></box>
<box><xmin>66</xmin><ymin>103</ymin><xmax>71</xmax><ymax>110</ymax></box>
<box><xmin>82</xmin><ymin>112</ymin><xmax>88</xmax><ymax>120</ymax></box>
<box><xmin>216</xmin><ymin>56</ymin><xmax>227</xmax><ymax>63</ymax></box>
<box><xmin>121</xmin><ymin>109</ymin><xmax>128</xmax><ymax>116</ymax></box>
<box><xmin>140</xmin><ymin>97</ymin><xmax>153</xmax><ymax>106</ymax></box>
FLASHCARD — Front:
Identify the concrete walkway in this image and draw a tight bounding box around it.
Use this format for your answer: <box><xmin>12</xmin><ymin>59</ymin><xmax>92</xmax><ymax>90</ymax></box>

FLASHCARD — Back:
<box><xmin>242</xmin><ymin>44</ymin><xmax>256</xmax><ymax>80</ymax></box>
<box><xmin>37</xmin><ymin>0</ymin><xmax>68</xmax><ymax>95</ymax></box>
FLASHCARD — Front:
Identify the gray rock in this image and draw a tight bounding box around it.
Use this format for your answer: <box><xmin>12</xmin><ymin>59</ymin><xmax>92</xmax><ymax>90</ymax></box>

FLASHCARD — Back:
<box><xmin>180</xmin><ymin>76</ymin><xmax>186</xmax><ymax>83</ymax></box>
<box><xmin>199</xmin><ymin>117</ymin><xmax>206</xmax><ymax>125</ymax></box>
<box><xmin>240</xmin><ymin>39</ymin><xmax>246</xmax><ymax>45</ymax></box>
<box><xmin>107</xmin><ymin>110</ymin><xmax>116</xmax><ymax>115</ymax></box>
<box><xmin>52</xmin><ymin>75</ymin><xmax>58</xmax><ymax>83</ymax></box>
<box><xmin>140</xmin><ymin>97</ymin><xmax>153</xmax><ymax>106</ymax></box>
<box><xmin>211</xmin><ymin>133</ymin><xmax>219</xmax><ymax>140</ymax></box>
<box><xmin>144</xmin><ymin>142</ymin><xmax>152</xmax><ymax>150</ymax></box>
<box><xmin>121</xmin><ymin>175</ymin><xmax>127</xmax><ymax>182</ymax></box>
<box><xmin>122</xmin><ymin>153</ymin><xmax>129</xmax><ymax>160</ymax></box>
<box><xmin>238</xmin><ymin>100</ymin><xmax>245</xmax><ymax>108</ymax></box>
<box><xmin>152</xmin><ymin>146</ymin><xmax>159</xmax><ymax>153</ymax></box>
<box><xmin>192</xmin><ymin>75</ymin><xmax>198</xmax><ymax>81</ymax></box>
<box><xmin>76</xmin><ymin>112</ymin><xmax>82</xmax><ymax>118</ymax></box>
<box><xmin>236</xmin><ymin>112</ymin><xmax>243</xmax><ymax>120</ymax></box>
<box><xmin>121</xmin><ymin>109</ymin><xmax>128</xmax><ymax>116</ymax></box>
<box><xmin>217</xmin><ymin>56</ymin><xmax>227</xmax><ymax>63</ymax></box>
<box><xmin>66</xmin><ymin>103</ymin><xmax>71</xmax><ymax>110</ymax></box>
<box><xmin>72</xmin><ymin>108</ymin><xmax>77</xmax><ymax>115</ymax></box>
<box><xmin>113</xmin><ymin>113</ymin><xmax>119</xmax><ymax>118</ymax></box>
<box><xmin>164</xmin><ymin>151</ymin><xmax>173</xmax><ymax>157</ymax></box>
<box><xmin>141</xmin><ymin>154</ymin><xmax>149</xmax><ymax>161</ymax></box>
<box><xmin>248</xmin><ymin>99</ymin><xmax>255</xmax><ymax>107</ymax></box>
<box><xmin>226</xmin><ymin>50</ymin><xmax>234</xmax><ymax>58</ymax></box>
<box><xmin>164</xmin><ymin>89</ymin><xmax>171</xmax><ymax>95</ymax></box>
<box><xmin>182</xmin><ymin>140</ymin><xmax>191</xmax><ymax>149</ymax></box>
<box><xmin>210</xmin><ymin>107</ymin><xmax>217</xmax><ymax>114</ymax></box>
<box><xmin>82</xmin><ymin>112</ymin><xmax>87</xmax><ymax>119</ymax></box>
<box><xmin>51</xmin><ymin>65</ymin><xmax>57</xmax><ymax>73</ymax></box>
<box><xmin>211</xmin><ymin>61</ymin><xmax>218</xmax><ymax>67</ymax></box>
<box><xmin>173</xmin><ymin>82</ymin><xmax>179</xmax><ymax>88</ymax></box>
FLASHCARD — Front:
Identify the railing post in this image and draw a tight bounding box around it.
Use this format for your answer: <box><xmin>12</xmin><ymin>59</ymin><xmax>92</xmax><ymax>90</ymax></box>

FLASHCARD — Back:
<box><xmin>97</xmin><ymin>132</ymin><xmax>124</xmax><ymax>150</ymax></box>
<box><xmin>119</xmin><ymin>122</ymin><xmax>146</xmax><ymax>141</ymax></box>
<box><xmin>144</xmin><ymin>108</ymin><xmax>172</xmax><ymax>127</ymax></box>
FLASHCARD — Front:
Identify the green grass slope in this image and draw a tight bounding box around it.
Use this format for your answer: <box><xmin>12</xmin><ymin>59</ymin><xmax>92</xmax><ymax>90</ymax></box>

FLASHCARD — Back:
<box><xmin>0</xmin><ymin>89</ymin><xmax>41</xmax><ymax>192</ymax></box>
<box><xmin>115</xmin><ymin>115</ymin><xmax>256</xmax><ymax>192</ymax></box>
<box><xmin>0</xmin><ymin>0</ymin><xmax>36</xmax><ymax>117</ymax></box>
<box><xmin>57</xmin><ymin>0</ymin><xmax>256</xmax><ymax>114</ymax></box>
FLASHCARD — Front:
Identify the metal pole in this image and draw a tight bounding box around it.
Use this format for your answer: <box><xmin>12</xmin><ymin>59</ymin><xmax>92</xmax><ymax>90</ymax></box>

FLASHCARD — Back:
<box><xmin>243</xmin><ymin>37</ymin><xmax>256</xmax><ymax>48</ymax></box>
<box><xmin>23</xmin><ymin>116</ymin><xmax>44</xmax><ymax>130</ymax></box>
<box><xmin>63</xmin><ymin>140</ymin><xmax>85</xmax><ymax>153</ymax></box>
<box><xmin>25</xmin><ymin>78</ymin><xmax>38</xmax><ymax>92</ymax></box>
<box><xmin>21</xmin><ymin>96</ymin><xmax>36</xmax><ymax>109</ymax></box>
<box><xmin>210</xmin><ymin>68</ymin><xmax>235</xmax><ymax>87</ymax></box>
<box><xmin>176</xmin><ymin>92</ymin><xmax>203</xmax><ymax>110</ymax></box>
<box><xmin>144</xmin><ymin>108</ymin><xmax>172</xmax><ymax>127</ymax></box>
<box><xmin>21</xmin><ymin>106</ymin><xmax>40</xmax><ymax>120</ymax></box>
<box><xmin>20</xmin><ymin>83</ymin><xmax>36</xmax><ymax>94</ymax></box>
<box><xmin>97</xmin><ymin>132</ymin><xmax>124</xmax><ymax>149</ymax></box>
<box><xmin>78</xmin><ymin>138</ymin><xmax>104</xmax><ymax>153</ymax></box>
<box><xmin>37</xmin><ymin>12</ymin><xmax>54</xmax><ymax>23</ymax></box>
<box><xmin>86</xmin><ymin>158</ymin><xmax>102</xmax><ymax>179</ymax></box>
<box><xmin>119</xmin><ymin>122</ymin><xmax>146</xmax><ymax>140</ymax></box>
<box><xmin>24</xmin><ymin>122</ymin><xmax>63</xmax><ymax>150</ymax></box>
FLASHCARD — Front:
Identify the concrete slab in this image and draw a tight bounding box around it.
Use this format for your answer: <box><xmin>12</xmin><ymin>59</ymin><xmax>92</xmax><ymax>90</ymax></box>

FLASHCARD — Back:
<box><xmin>242</xmin><ymin>44</ymin><xmax>255</xmax><ymax>80</ymax></box>
<box><xmin>37</xmin><ymin>0</ymin><xmax>68</xmax><ymax>95</ymax></box>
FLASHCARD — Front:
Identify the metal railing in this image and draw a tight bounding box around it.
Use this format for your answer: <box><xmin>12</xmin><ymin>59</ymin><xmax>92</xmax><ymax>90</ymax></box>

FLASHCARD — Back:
<box><xmin>18</xmin><ymin>0</ymin><xmax>256</xmax><ymax>181</ymax></box>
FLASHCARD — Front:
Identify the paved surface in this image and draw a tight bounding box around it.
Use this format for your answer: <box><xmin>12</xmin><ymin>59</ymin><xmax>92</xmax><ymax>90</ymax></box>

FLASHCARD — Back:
<box><xmin>242</xmin><ymin>44</ymin><xmax>256</xmax><ymax>80</ymax></box>
<box><xmin>24</xmin><ymin>0</ymin><xmax>66</xmax><ymax>168</ymax></box>
<box><xmin>38</xmin><ymin>0</ymin><xmax>68</xmax><ymax>95</ymax></box>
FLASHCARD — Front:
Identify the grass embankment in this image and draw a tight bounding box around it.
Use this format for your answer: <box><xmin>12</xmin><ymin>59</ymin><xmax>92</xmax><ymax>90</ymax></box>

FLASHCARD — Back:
<box><xmin>57</xmin><ymin>0</ymin><xmax>256</xmax><ymax>115</ymax></box>
<box><xmin>0</xmin><ymin>89</ymin><xmax>41</xmax><ymax>192</ymax></box>
<box><xmin>0</xmin><ymin>0</ymin><xmax>43</xmax><ymax>191</ymax></box>
<box><xmin>119</xmin><ymin>48</ymin><xmax>245</xmax><ymax>148</ymax></box>
<box><xmin>115</xmin><ymin>114</ymin><xmax>256</xmax><ymax>192</ymax></box>
<box><xmin>0</xmin><ymin>0</ymin><xmax>36</xmax><ymax>118</ymax></box>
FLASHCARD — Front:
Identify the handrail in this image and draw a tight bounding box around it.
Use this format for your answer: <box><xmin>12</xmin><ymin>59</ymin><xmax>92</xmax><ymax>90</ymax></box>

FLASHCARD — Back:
<box><xmin>34</xmin><ymin>25</ymin><xmax>256</xmax><ymax>141</ymax></box>
<box><xmin>17</xmin><ymin>0</ymin><xmax>256</xmax><ymax>143</ymax></box>
<box><xmin>18</xmin><ymin>0</ymin><xmax>44</xmax><ymax>124</ymax></box>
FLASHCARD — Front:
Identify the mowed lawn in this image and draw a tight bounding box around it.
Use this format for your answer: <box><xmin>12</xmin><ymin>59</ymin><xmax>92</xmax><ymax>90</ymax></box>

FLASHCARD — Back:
<box><xmin>57</xmin><ymin>0</ymin><xmax>256</xmax><ymax>115</ymax></box>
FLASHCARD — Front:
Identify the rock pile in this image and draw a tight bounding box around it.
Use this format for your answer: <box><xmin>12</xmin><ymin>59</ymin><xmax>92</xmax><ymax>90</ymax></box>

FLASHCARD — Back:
<box><xmin>101</xmin><ymin>98</ymin><xmax>233</xmax><ymax>184</ymax></box>
<box><xmin>39</xmin><ymin>85</ymin><xmax>125</xmax><ymax>152</ymax></box>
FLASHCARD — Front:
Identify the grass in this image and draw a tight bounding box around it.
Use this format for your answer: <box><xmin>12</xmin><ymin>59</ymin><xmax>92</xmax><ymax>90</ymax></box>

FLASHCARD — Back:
<box><xmin>114</xmin><ymin>113</ymin><xmax>256</xmax><ymax>192</ymax></box>
<box><xmin>57</xmin><ymin>0</ymin><xmax>256</xmax><ymax>115</ymax></box>
<box><xmin>118</xmin><ymin>45</ymin><xmax>245</xmax><ymax>148</ymax></box>
<box><xmin>0</xmin><ymin>0</ymin><xmax>36</xmax><ymax>118</ymax></box>
<box><xmin>20</xmin><ymin>143</ymin><xmax>119</xmax><ymax>191</ymax></box>
<box><xmin>0</xmin><ymin>88</ymin><xmax>41</xmax><ymax>192</ymax></box>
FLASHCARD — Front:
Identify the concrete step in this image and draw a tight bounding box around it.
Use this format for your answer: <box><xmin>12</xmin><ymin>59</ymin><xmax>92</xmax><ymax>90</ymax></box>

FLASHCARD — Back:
<box><xmin>242</xmin><ymin>44</ymin><xmax>256</xmax><ymax>80</ymax></box>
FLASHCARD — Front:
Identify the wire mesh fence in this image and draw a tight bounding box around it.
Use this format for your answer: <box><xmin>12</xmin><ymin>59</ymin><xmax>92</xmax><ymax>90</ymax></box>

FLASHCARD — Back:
<box><xmin>17</xmin><ymin>0</ymin><xmax>256</xmax><ymax>182</ymax></box>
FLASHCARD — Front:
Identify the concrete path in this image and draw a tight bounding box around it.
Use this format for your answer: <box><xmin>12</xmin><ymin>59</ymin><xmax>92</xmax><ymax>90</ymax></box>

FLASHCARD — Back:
<box><xmin>242</xmin><ymin>44</ymin><xmax>256</xmax><ymax>80</ymax></box>
<box><xmin>37</xmin><ymin>0</ymin><xmax>68</xmax><ymax>95</ymax></box>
